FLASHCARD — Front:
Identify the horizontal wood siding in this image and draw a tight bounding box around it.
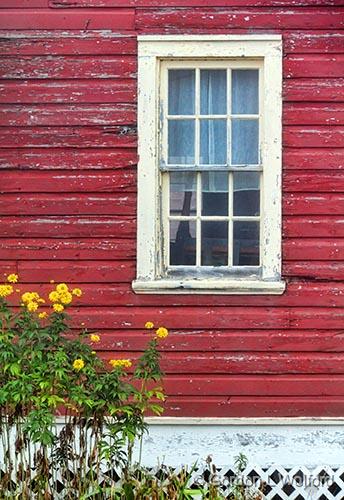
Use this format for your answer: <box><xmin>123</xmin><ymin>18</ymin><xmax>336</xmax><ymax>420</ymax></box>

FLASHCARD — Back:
<box><xmin>0</xmin><ymin>1</ymin><xmax>343</xmax><ymax>417</ymax></box>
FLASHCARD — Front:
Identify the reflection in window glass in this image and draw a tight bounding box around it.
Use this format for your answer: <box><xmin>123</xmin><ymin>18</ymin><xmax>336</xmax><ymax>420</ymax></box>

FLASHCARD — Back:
<box><xmin>168</xmin><ymin>69</ymin><xmax>195</xmax><ymax>115</ymax></box>
<box><xmin>201</xmin><ymin>221</ymin><xmax>228</xmax><ymax>266</ymax></box>
<box><xmin>170</xmin><ymin>172</ymin><xmax>196</xmax><ymax>216</ymax></box>
<box><xmin>202</xmin><ymin>172</ymin><xmax>228</xmax><ymax>216</ymax></box>
<box><xmin>200</xmin><ymin>69</ymin><xmax>227</xmax><ymax>115</ymax></box>
<box><xmin>233</xmin><ymin>172</ymin><xmax>260</xmax><ymax>216</ymax></box>
<box><xmin>200</xmin><ymin>119</ymin><xmax>227</xmax><ymax>165</ymax></box>
<box><xmin>233</xmin><ymin>221</ymin><xmax>259</xmax><ymax>266</ymax></box>
<box><xmin>170</xmin><ymin>220</ymin><xmax>196</xmax><ymax>265</ymax></box>
<box><xmin>232</xmin><ymin>69</ymin><xmax>259</xmax><ymax>115</ymax></box>
<box><xmin>231</xmin><ymin>119</ymin><xmax>259</xmax><ymax>165</ymax></box>
<box><xmin>168</xmin><ymin>119</ymin><xmax>195</xmax><ymax>164</ymax></box>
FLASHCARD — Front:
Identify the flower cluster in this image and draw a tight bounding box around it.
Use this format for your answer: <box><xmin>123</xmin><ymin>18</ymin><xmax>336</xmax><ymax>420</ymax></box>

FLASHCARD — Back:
<box><xmin>1</xmin><ymin>273</ymin><xmax>169</xmax><ymax>382</ymax></box>
<box><xmin>0</xmin><ymin>274</ymin><xmax>84</xmax><ymax>319</ymax></box>
<box><xmin>21</xmin><ymin>291</ymin><xmax>45</xmax><ymax>312</ymax></box>
<box><xmin>145</xmin><ymin>321</ymin><xmax>169</xmax><ymax>340</ymax></box>
<box><xmin>48</xmin><ymin>283</ymin><xmax>82</xmax><ymax>313</ymax></box>
<box><xmin>7</xmin><ymin>273</ymin><xmax>18</xmax><ymax>284</ymax></box>
<box><xmin>109</xmin><ymin>359</ymin><xmax>132</xmax><ymax>369</ymax></box>
<box><xmin>0</xmin><ymin>274</ymin><xmax>19</xmax><ymax>298</ymax></box>
<box><xmin>0</xmin><ymin>284</ymin><xmax>13</xmax><ymax>298</ymax></box>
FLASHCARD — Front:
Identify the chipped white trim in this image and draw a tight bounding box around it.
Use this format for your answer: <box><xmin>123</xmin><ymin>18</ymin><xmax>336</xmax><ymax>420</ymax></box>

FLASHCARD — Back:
<box><xmin>138</xmin><ymin>421</ymin><xmax>344</xmax><ymax>468</ymax></box>
<box><xmin>145</xmin><ymin>417</ymin><xmax>344</xmax><ymax>425</ymax></box>
<box><xmin>137</xmin><ymin>35</ymin><xmax>282</xmax><ymax>42</ymax></box>
<box><xmin>132</xmin><ymin>279</ymin><xmax>285</xmax><ymax>294</ymax></box>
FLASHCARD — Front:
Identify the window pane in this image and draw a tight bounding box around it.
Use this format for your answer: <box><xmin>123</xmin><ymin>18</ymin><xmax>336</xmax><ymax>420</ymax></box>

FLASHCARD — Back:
<box><xmin>168</xmin><ymin>119</ymin><xmax>195</xmax><ymax>164</ymax></box>
<box><xmin>170</xmin><ymin>172</ymin><xmax>196</xmax><ymax>216</ymax></box>
<box><xmin>200</xmin><ymin>119</ymin><xmax>227</xmax><ymax>165</ymax></box>
<box><xmin>232</xmin><ymin>69</ymin><xmax>259</xmax><ymax>115</ymax></box>
<box><xmin>231</xmin><ymin>119</ymin><xmax>259</xmax><ymax>165</ymax></box>
<box><xmin>201</xmin><ymin>221</ymin><xmax>228</xmax><ymax>266</ymax></box>
<box><xmin>233</xmin><ymin>221</ymin><xmax>259</xmax><ymax>266</ymax></box>
<box><xmin>168</xmin><ymin>69</ymin><xmax>195</xmax><ymax>115</ymax></box>
<box><xmin>233</xmin><ymin>172</ymin><xmax>260</xmax><ymax>216</ymax></box>
<box><xmin>202</xmin><ymin>172</ymin><xmax>228</xmax><ymax>216</ymax></box>
<box><xmin>200</xmin><ymin>69</ymin><xmax>227</xmax><ymax>115</ymax></box>
<box><xmin>170</xmin><ymin>220</ymin><xmax>196</xmax><ymax>265</ymax></box>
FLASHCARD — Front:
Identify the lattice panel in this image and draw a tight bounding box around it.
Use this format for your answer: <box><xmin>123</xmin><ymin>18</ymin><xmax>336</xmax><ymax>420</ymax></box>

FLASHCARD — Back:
<box><xmin>201</xmin><ymin>465</ymin><xmax>344</xmax><ymax>500</ymax></box>
<box><xmin>1</xmin><ymin>464</ymin><xmax>344</xmax><ymax>499</ymax></box>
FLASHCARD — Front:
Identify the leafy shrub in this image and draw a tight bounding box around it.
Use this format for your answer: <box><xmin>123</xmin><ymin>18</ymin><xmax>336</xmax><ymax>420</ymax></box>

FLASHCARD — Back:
<box><xmin>0</xmin><ymin>274</ymin><xmax>167</xmax><ymax>499</ymax></box>
<box><xmin>0</xmin><ymin>275</ymin><xmax>261</xmax><ymax>499</ymax></box>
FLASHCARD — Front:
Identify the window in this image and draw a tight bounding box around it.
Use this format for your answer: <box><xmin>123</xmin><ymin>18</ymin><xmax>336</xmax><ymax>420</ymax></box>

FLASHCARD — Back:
<box><xmin>133</xmin><ymin>35</ymin><xmax>285</xmax><ymax>294</ymax></box>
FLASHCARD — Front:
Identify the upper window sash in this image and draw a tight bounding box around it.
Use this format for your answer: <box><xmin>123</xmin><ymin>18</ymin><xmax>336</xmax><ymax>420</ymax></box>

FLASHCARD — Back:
<box><xmin>160</xmin><ymin>60</ymin><xmax>263</xmax><ymax>172</ymax></box>
<box><xmin>133</xmin><ymin>35</ymin><xmax>284</xmax><ymax>295</ymax></box>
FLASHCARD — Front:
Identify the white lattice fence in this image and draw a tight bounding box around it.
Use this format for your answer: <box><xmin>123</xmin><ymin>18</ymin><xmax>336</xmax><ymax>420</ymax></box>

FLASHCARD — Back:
<box><xmin>1</xmin><ymin>463</ymin><xmax>344</xmax><ymax>498</ymax></box>
<box><xmin>174</xmin><ymin>464</ymin><xmax>344</xmax><ymax>499</ymax></box>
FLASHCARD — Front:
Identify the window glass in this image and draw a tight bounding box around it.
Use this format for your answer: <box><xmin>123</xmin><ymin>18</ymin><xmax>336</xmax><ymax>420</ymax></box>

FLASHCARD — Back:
<box><xmin>170</xmin><ymin>220</ymin><xmax>196</xmax><ymax>265</ymax></box>
<box><xmin>200</xmin><ymin>119</ymin><xmax>227</xmax><ymax>165</ymax></box>
<box><xmin>168</xmin><ymin>119</ymin><xmax>195</xmax><ymax>164</ymax></box>
<box><xmin>231</xmin><ymin>119</ymin><xmax>259</xmax><ymax>165</ymax></box>
<box><xmin>233</xmin><ymin>221</ymin><xmax>260</xmax><ymax>266</ymax></box>
<box><xmin>201</xmin><ymin>221</ymin><xmax>228</xmax><ymax>266</ymax></box>
<box><xmin>170</xmin><ymin>172</ymin><xmax>197</xmax><ymax>216</ymax></box>
<box><xmin>166</xmin><ymin>64</ymin><xmax>261</xmax><ymax>270</ymax></box>
<box><xmin>233</xmin><ymin>172</ymin><xmax>260</xmax><ymax>216</ymax></box>
<box><xmin>168</xmin><ymin>69</ymin><xmax>195</xmax><ymax>115</ymax></box>
<box><xmin>232</xmin><ymin>69</ymin><xmax>259</xmax><ymax>114</ymax></box>
<box><xmin>200</xmin><ymin>69</ymin><xmax>227</xmax><ymax>115</ymax></box>
<box><xmin>202</xmin><ymin>172</ymin><xmax>228</xmax><ymax>216</ymax></box>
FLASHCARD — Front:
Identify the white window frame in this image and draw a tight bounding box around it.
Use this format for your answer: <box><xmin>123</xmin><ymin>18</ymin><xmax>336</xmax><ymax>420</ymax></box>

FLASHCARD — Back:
<box><xmin>132</xmin><ymin>35</ymin><xmax>285</xmax><ymax>295</ymax></box>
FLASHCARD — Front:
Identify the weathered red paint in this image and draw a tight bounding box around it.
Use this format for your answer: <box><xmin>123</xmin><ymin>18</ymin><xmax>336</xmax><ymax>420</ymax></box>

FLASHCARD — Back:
<box><xmin>0</xmin><ymin>2</ymin><xmax>344</xmax><ymax>417</ymax></box>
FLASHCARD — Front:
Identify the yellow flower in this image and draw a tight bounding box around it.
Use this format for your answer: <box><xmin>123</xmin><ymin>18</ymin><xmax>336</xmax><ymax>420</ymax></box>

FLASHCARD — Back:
<box><xmin>145</xmin><ymin>321</ymin><xmax>154</xmax><ymax>329</ymax></box>
<box><xmin>90</xmin><ymin>334</ymin><xmax>100</xmax><ymax>343</ymax></box>
<box><xmin>59</xmin><ymin>292</ymin><xmax>73</xmax><ymax>305</ymax></box>
<box><xmin>56</xmin><ymin>283</ymin><xmax>69</xmax><ymax>294</ymax></box>
<box><xmin>0</xmin><ymin>285</ymin><xmax>13</xmax><ymax>298</ymax></box>
<box><xmin>27</xmin><ymin>301</ymin><xmax>38</xmax><ymax>312</ymax></box>
<box><xmin>53</xmin><ymin>303</ymin><xmax>64</xmax><ymax>313</ymax></box>
<box><xmin>91</xmin><ymin>351</ymin><xmax>96</xmax><ymax>355</ymax></box>
<box><xmin>72</xmin><ymin>288</ymin><xmax>82</xmax><ymax>297</ymax></box>
<box><xmin>22</xmin><ymin>292</ymin><xmax>34</xmax><ymax>303</ymax></box>
<box><xmin>73</xmin><ymin>359</ymin><xmax>85</xmax><ymax>371</ymax></box>
<box><xmin>7</xmin><ymin>274</ymin><xmax>18</xmax><ymax>284</ymax></box>
<box><xmin>109</xmin><ymin>359</ymin><xmax>132</xmax><ymax>369</ymax></box>
<box><xmin>121</xmin><ymin>359</ymin><xmax>132</xmax><ymax>368</ymax></box>
<box><xmin>38</xmin><ymin>312</ymin><xmax>48</xmax><ymax>319</ymax></box>
<box><xmin>156</xmin><ymin>327</ymin><xmax>169</xmax><ymax>339</ymax></box>
<box><xmin>49</xmin><ymin>291</ymin><xmax>59</xmax><ymax>303</ymax></box>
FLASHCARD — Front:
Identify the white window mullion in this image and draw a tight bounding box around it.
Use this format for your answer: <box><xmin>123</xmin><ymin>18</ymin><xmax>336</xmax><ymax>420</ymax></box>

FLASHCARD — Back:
<box><xmin>228</xmin><ymin>172</ymin><xmax>233</xmax><ymax>267</ymax></box>
<box><xmin>195</xmin><ymin>67</ymin><xmax>200</xmax><ymax>167</ymax></box>
<box><xmin>196</xmin><ymin>172</ymin><xmax>202</xmax><ymax>267</ymax></box>
<box><xmin>227</xmin><ymin>68</ymin><xmax>232</xmax><ymax>168</ymax></box>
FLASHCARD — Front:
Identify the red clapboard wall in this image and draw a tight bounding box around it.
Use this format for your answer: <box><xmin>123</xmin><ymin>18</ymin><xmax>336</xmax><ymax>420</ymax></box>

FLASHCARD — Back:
<box><xmin>1</xmin><ymin>0</ymin><xmax>344</xmax><ymax>417</ymax></box>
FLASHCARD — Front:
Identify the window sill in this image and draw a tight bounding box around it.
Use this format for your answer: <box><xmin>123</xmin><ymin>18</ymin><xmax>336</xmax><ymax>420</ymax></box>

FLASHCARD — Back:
<box><xmin>132</xmin><ymin>278</ymin><xmax>286</xmax><ymax>295</ymax></box>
